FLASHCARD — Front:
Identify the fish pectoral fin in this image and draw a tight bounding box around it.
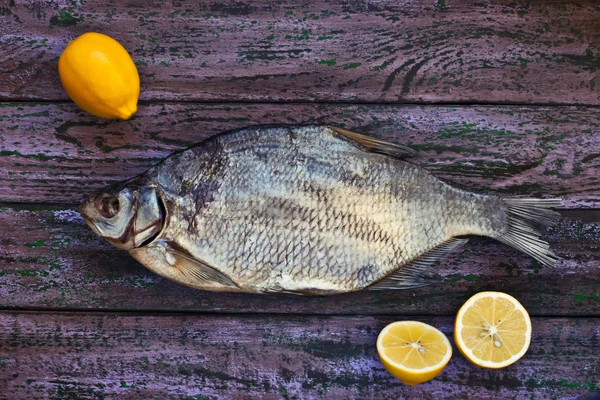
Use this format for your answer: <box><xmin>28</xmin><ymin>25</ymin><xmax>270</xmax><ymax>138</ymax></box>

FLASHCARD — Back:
<box><xmin>328</xmin><ymin>125</ymin><xmax>417</xmax><ymax>158</ymax></box>
<box><xmin>262</xmin><ymin>289</ymin><xmax>305</xmax><ymax>296</ymax></box>
<box><xmin>367</xmin><ymin>238</ymin><xmax>469</xmax><ymax>291</ymax></box>
<box><xmin>166</xmin><ymin>248</ymin><xmax>240</xmax><ymax>290</ymax></box>
<box><xmin>261</xmin><ymin>287</ymin><xmax>339</xmax><ymax>296</ymax></box>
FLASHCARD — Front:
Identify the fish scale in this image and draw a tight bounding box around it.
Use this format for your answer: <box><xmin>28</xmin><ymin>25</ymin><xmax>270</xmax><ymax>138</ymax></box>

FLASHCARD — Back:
<box><xmin>81</xmin><ymin>125</ymin><xmax>561</xmax><ymax>295</ymax></box>
<box><xmin>188</xmin><ymin>129</ymin><xmax>448</xmax><ymax>291</ymax></box>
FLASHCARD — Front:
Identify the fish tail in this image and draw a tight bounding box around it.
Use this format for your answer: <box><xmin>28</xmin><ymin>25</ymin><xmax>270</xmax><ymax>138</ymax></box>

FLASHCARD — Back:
<box><xmin>496</xmin><ymin>198</ymin><xmax>563</xmax><ymax>267</ymax></box>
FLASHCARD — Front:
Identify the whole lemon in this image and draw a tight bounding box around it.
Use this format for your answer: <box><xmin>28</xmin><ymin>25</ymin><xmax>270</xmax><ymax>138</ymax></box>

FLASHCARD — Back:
<box><xmin>58</xmin><ymin>32</ymin><xmax>140</xmax><ymax>120</ymax></box>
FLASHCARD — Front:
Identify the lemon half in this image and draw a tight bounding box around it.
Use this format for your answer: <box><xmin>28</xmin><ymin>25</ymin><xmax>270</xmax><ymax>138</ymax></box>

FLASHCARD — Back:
<box><xmin>377</xmin><ymin>321</ymin><xmax>452</xmax><ymax>386</ymax></box>
<box><xmin>58</xmin><ymin>32</ymin><xmax>139</xmax><ymax>120</ymax></box>
<box><xmin>454</xmin><ymin>291</ymin><xmax>532</xmax><ymax>369</ymax></box>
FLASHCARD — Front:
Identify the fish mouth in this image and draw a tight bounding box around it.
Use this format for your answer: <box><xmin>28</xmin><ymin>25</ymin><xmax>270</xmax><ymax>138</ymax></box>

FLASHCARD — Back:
<box><xmin>79</xmin><ymin>195</ymin><xmax>103</xmax><ymax>236</ymax></box>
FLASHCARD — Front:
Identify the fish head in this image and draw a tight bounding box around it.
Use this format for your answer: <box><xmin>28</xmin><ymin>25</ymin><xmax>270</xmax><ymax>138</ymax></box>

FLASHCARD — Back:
<box><xmin>80</xmin><ymin>180</ymin><xmax>165</xmax><ymax>251</ymax></box>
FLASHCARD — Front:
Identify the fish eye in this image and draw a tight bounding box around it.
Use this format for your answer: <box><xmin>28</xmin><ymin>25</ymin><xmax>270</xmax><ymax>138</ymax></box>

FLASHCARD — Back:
<box><xmin>98</xmin><ymin>196</ymin><xmax>120</xmax><ymax>218</ymax></box>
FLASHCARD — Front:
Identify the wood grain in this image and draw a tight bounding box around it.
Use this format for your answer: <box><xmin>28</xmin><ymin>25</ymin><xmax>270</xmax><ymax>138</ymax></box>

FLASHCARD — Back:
<box><xmin>0</xmin><ymin>311</ymin><xmax>598</xmax><ymax>399</ymax></box>
<box><xmin>1</xmin><ymin>0</ymin><xmax>599</xmax><ymax>104</ymax></box>
<box><xmin>1</xmin><ymin>204</ymin><xmax>598</xmax><ymax>315</ymax></box>
<box><xmin>1</xmin><ymin>102</ymin><xmax>599</xmax><ymax>207</ymax></box>
<box><xmin>2</xmin><ymin>1</ymin><xmax>599</xmax><ymax>397</ymax></box>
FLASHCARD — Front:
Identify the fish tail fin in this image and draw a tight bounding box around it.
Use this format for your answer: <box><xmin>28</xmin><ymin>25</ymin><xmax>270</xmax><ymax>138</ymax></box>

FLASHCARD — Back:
<box><xmin>496</xmin><ymin>198</ymin><xmax>562</xmax><ymax>267</ymax></box>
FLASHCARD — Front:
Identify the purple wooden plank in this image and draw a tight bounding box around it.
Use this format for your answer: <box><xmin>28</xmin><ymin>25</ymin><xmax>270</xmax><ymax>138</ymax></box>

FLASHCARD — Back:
<box><xmin>0</xmin><ymin>0</ymin><xmax>599</xmax><ymax>104</ymax></box>
<box><xmin>0</xmin><ymin>103</ymin><xmax>598</xmax><ymax>207</ymax></box>
<box><xmin>1</xmin><ymin>204</ymin><xmax>598</xmax><ymax>315</ymax></box>
<box><xmin>0</xmin><ymin>312</ymin><xmax>598</xmax><ymax>399</ymax></box>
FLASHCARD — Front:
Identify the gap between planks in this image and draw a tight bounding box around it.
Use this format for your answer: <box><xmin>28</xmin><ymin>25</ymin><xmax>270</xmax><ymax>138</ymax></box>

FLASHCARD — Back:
<box><xmin>4</xmin><ymin>100</ymin><xmax>600</xmax><ymax>108</ymax></box>
<box><xmin>1</xmin><ymin>309</ymin><xmax>599</xmax><ymax>320</ymax></box>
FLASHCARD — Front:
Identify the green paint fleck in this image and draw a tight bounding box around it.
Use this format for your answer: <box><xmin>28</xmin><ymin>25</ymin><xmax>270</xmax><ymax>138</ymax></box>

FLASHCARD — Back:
<box><xmin>526</xmin><ymin>378</ymin><xmax>600</xmax><ymax>391</ymax></box>
<box><xmin>178</xmin><ymin>365</ymin><xmax>190</xmax><ymax>375</ymax></box>
<box><xmin>573</xmin><ymin>293</ymin><xmax>600</xmax><ymax>303</ymax></box>
<box><xmin>519</xmin><ymin>57</ymin><xmax>529</xmax><ymax>68</ymax></box>
<box><xmin>294</xmin><ymin>29</ymin><xmax>312</xmax><ymax>40</ymax></box>
<box><xmin>0</xmin><ymin>269</ymin><xmax>49</xmax><ymax>278</ymax></box>
<box><xmin>279</xmin><ymin>385</ymin><xmax>289</xmax><ymax>400</ymax></box>
<box><xmin>266</xmin><ymin>34</ymin><xmax>275</xmax><ymax>40</ymax></box>
<box><xmin>25</xmin><ymin>240</ymin><xmax>45</xmax><ymax>248</ymax></box>
<box><xmin>159</xmin><ymin>61</ymin><xmax>169</xmax><ymax>67</ymax></box>
<box><xmin>50</xmin><ymin>9</ymin><xmax>84</xmax><ymax>27</ymax></box>
<box><xmin>585</xmin><ymin>48</ymin><xmax>594</xmax><ymax>58</ymax></box>
<box><xmin>343</xmin><ymin>62</ymin><xmax>361</xmax><ymax>70</ymax></box>
<box><xmin>437</xmin><ymin>0</ymin><xmax>446</xmax><ymax>7</ymax></box>
<box><xmin>318</xmin><ymin>59</ymin><xmax>336</xmax><ymax>66</ymax></box>
<box><xmin>135</xmin><ymin>60</ymin><xmax>148</xmax><ymax>66</ymax></box>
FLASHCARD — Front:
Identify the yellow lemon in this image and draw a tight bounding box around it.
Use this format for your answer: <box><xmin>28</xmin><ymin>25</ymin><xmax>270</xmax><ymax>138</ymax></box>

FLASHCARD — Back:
<box><xmin>454</xmin><ymin>291</ymin><xmax>531</xmax><ymax>369</ymax></box>
<box><xmin>58</xmin><ymin>32</ymin><xmax>140</xmax><ymax>120</ymax></box>
<box><xmin>377</xmin><ymin>321</ymin><xmax>452</xmax><ymax>386</ymax></box>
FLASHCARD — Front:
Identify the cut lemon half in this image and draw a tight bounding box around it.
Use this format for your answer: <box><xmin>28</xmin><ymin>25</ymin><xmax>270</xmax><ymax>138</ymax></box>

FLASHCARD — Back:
<box><xmin>454</xmin><ymin>291</ymin><xmax>531</xmax><ymax>369</ymax></box>
<box><xmin>377</xmin><ymin>321</ymin><xmax>452</xmax><ymax>386</ymax></box>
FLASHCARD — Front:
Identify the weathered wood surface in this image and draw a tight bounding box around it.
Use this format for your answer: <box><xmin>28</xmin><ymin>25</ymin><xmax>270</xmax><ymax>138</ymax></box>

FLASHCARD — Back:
<box><xmin>1</xmin><ymin>0</ymin><xmax>599</xmax><ymax>104</ymax></box>
<box><xmin>1</xmin><ymin>102</ymin><xmax>599</xmax><ymax>207</ymax></box>
<box><xmin>0</xmin><ymin>312</ymin><xmax>598</xmax><ymax>399</ymax></box>
<box><xmin>1</xmin><ymin>204</ymin><xmax>598</xmax><ymax>315</ymax></box>
<box><xmin>2</xmin><ymin>0</ymin><xmax>599</xmax><ymax>397</ymax></box>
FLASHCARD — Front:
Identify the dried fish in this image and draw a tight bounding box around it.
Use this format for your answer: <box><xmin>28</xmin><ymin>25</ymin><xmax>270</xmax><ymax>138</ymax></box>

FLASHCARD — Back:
<box><xmin>81</xmin><ymin>125</ymin><xmax>561</xmax><ymax>295</ymax></box>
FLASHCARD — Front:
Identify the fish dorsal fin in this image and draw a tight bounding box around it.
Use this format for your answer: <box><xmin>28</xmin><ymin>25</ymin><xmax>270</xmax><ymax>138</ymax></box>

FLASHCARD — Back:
<box><xmin>368</xmin><ymin>238</ymin><xmax>469</xmax><ymax>290</ymax></box>
<box><xmin>328</xmin><ymin>125</ymin><xmax>417</xmax><ymax>158</ymax></box>
<box><xmin>166</xmin><ymin>246</ymin><xmax>240</xmax><ymax>290</ymax></box>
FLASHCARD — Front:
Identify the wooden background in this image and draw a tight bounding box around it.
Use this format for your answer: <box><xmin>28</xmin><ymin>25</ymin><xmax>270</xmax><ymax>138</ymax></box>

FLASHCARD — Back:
<box><xmin>1</xmin><ymin>0</ymin><xmax>599</xmax><ymax>398</ymax></box>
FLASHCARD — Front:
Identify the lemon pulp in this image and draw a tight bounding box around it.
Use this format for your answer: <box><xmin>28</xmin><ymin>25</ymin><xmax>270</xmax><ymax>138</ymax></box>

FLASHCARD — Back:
<box><xmin>455</xmin><ymin>291</ymin><xmax>531</xmax><ymax>369</ymax></box>
<box><xmin>377</xmin><ymin>321</ymin><xmax>452</xmax><ymax>386</ymax></box>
